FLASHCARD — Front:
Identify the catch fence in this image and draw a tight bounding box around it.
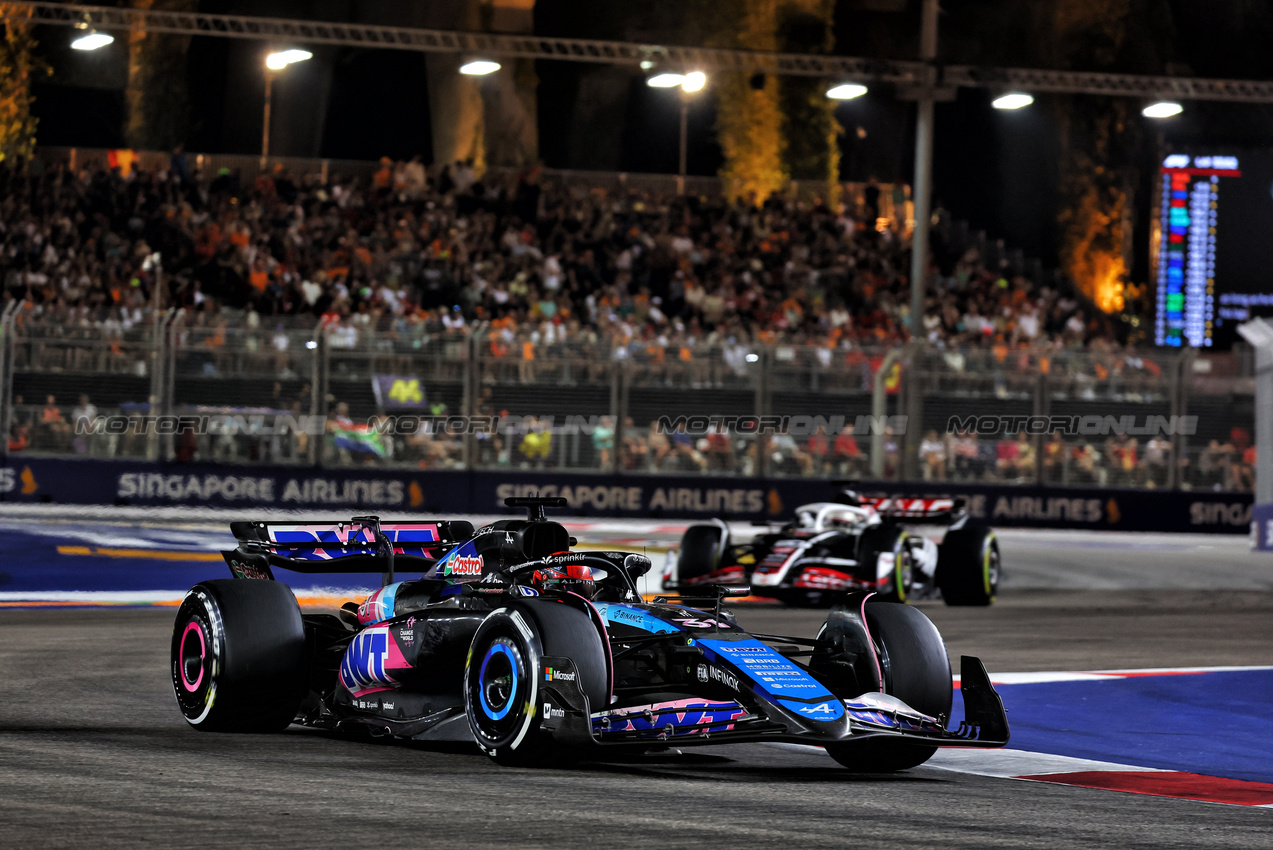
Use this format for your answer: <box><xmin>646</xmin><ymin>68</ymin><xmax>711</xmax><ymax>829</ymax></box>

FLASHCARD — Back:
<box><xmin>0</xmin><ymin>307</ymin><xmax>1254</xmax><ymax>493</ymax></box>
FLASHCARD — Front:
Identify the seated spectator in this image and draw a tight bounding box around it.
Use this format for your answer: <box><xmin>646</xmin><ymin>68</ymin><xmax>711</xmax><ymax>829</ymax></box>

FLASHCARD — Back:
<box><xmin>518</xmin><ymin>417</ymin><xmax>553</xmax><ymax>468</ymax></box>
<box><xmin>38</xmin><ymin>395</ymin><xmax>71</xmax><ymax>450</ymax></box>
<box><xmin>1040</xmin><ymin>432</ymin><xmax>1067</xmax><ymax>483</ymax></box>
<box><xmin>919</xmin><ymin>430</ymin><xmax>946</xmax><ymax>481</ymax></box>
<box><xmin>831</xmin><ymin>426</ymin><xmax>865</xmax><ymax>477</ymax></box>
<box><xmin>8</xmin><ymin>422</ymin><xmax>29</xmax><ymax>452</ymax></box>
<box><xmin>592</xmin><ymin>415</ymin><xmax>615</xmax><ymax>470</ymax></box>
<box><xmin>1142</xmin><ymin>435</ymin><xmax>1171</xmax><ymax>488</ymax></box>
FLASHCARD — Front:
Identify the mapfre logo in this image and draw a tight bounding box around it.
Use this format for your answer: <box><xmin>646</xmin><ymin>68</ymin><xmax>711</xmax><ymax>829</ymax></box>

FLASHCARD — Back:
<box><xmin>445</xmin><ymin>555</ymin><xmax>484</xmax><ymax>576</ymax></box>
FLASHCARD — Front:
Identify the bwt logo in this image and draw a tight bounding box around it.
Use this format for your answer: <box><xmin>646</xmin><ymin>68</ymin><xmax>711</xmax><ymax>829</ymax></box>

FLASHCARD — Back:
<box><xmin>340</xmin><ymin>629</ymin><xmax>392</xmax><ymax>692</ymax></box>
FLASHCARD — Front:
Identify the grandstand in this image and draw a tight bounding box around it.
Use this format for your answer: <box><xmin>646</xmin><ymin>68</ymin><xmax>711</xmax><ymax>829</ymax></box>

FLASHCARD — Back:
<box><xmin>0</xmin><ymin>148</ymin><xmax>1253</xmax><ymax>492</ymax></box>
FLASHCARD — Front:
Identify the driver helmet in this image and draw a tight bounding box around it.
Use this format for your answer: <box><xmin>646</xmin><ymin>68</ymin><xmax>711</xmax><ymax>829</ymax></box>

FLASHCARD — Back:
<box><xmin>530</xmin><ymin>562</ymin><xmax>597</xmax><ymax>600</ymax></box>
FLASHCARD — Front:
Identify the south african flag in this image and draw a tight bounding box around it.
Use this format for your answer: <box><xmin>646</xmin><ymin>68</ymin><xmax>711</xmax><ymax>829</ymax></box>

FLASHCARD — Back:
<box><xmin>332</xmin><ymin>424</ymin><xmax>389</xmax><ymax>458</ymax></box>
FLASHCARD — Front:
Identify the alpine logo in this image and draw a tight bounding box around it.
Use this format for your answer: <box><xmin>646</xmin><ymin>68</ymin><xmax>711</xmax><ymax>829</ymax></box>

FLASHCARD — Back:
<box><xmin>339</xmin><ymin>628</ymin><xmax>395</xmax><ymax>692</ymax></box>
<box><xmin>445</xmin><ymin>555</ymin><xmax>484</xmax><ymax>576</ymax></box>
<box><xmin>798</xmin><ymin>702</ymin><xmax>837</xmax><ymax>716</ymax></box>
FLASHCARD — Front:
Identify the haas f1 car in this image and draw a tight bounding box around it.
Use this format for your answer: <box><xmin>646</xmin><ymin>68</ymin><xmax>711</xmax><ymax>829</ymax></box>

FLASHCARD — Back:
<box><xmin>664</xmin><ymin>490</ymin><xmax>1001</xmax><ymax>607</ymax></box>
<box><xmin>172</xmin><ymin>498</ymin><xmax>1008</xmax><ymax>770</ymax></box>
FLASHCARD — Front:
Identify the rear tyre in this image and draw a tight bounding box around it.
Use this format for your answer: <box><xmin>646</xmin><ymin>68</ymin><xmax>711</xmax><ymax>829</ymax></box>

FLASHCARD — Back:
<box><xmin>465</xmin><ymin>601</ymin><xmax>607</xmax><ymax>766</ymax></box>
<box><xmin>676</xmin><ymin>524</ymin><xmax>726</xmax><ymax>584</ymax></box>
<box><xmin>824</xmin><ymin>602</ymin><xmax>952</xmax><ymax>772</ymax></box>
<box><xmin>171</xmin><ymin>579</ymin><xmax>307</xmax><ymax>732</ymax></box>
<box><xmin>936</xmin><ymin>526</ymin><xmax>999</xmax><ymax>606</ymax></box>
<box><xmin>856</xmin><ymin>525</ymin><xmax>912</xmax><ymax>603</ymax></box>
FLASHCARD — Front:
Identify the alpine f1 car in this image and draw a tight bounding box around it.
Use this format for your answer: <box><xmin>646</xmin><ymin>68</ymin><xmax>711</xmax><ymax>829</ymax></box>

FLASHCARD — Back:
<box><xmin>172</xmin><ymin>497</ymin><xmax>1008</xmax><ymax>770</ymax></box>
<box><xmin>664</xmin><ymin>488</ymin><xmax>1001</xmax><ymax>607</ymax></box>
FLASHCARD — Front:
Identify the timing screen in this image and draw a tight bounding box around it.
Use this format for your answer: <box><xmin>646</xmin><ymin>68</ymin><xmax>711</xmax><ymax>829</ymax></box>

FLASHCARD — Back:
<box><xmin>1155</xmin><ymin>152</ymin><xmax>1273</xmax><ymax>348</ymax></box>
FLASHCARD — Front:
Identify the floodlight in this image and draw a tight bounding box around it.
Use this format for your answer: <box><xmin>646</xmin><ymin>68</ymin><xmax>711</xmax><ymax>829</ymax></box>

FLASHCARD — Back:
<box><xmin>681</xmin><ymin>71</ymin><xmax>707</xmax><ymax>92</ymax></box>
<box><xmin>647</xmin><ymin>73</ymin><xmax>685</xmax><ymax>88</ymax></box>
<box><xmin>992</xmin><ymin>92</ymin><xmax>1034</xmax><ymax>110</ymax></box>
<box><xmin>459</xmin><ymin>60</ymin><xmax>501</xmax><ymax>76</ymax></box>
<box><xmin>266</xmin><ymin>49</ymin><xmax>311</xmax><ymax>70</ymax></box>
<box><xmin>1143</xmin><ymin>101</ymin><xmax>1183</xmax><ymax>118</ymax></box>
<box><xmin>827</xmin><ymin>83</ymin><xmax>868</xmax><ymax>100</ymax></box>
<box><xmin>71</xmin><ymin>32</ymin><xmax>114</xmax><ymax>51</ymax></box>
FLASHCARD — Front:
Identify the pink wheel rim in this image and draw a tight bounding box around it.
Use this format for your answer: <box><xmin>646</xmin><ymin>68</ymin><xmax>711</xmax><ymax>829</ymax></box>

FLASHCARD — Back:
<box><xmin>180</xmin><ymin>621</ymin><xmax>207</xmax><ymax>692</ymax></box>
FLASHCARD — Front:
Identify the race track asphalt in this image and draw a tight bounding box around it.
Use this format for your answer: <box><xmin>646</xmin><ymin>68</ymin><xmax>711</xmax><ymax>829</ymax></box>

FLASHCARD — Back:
<box><xmin>2</xmin><ymin>587</ymin><xmax>1271</xmax><ymax>849</ymax></box>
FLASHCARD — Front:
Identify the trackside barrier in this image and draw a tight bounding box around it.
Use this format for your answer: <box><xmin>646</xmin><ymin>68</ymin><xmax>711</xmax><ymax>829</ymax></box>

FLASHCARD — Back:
<box><xmin>0</xmin><ymin>457</ymin><xmax>1251</xmax><ymax>534</ymax></box>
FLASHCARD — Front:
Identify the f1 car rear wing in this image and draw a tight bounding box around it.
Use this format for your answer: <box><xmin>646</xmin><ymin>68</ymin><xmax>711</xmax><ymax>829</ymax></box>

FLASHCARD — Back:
<box><xmin>856</xmin><ymin>496</ymin><xmax>968</xmax><ymax>525</ymax></box>
<box><xmin>222</xmin><ymin>516</ymin><xmax>475</xmax><ymax>582</ymax></box>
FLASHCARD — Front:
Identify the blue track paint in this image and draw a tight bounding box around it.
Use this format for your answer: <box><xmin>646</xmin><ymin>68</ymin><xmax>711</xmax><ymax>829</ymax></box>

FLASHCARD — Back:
<box><xmin>951</xmin><ymin>670</ymin><xmax>1273</xmax><ymax>783</ymax></box>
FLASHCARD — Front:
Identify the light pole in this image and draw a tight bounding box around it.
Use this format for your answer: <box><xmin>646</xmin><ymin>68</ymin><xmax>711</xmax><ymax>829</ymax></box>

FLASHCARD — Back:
<box><xmin>261</xmin><ymin>49</ymin><xmax>312</xmax><ymax>168</ymax></box>
<box><xmin>908</xmin><ymin>0</ymin><xmax>939</xmax><ymax>340</ymax></box>
<box><xmin>648</xmin><ymin>70</ymin><xmax>706</xmax><ymax>194</ymax></box>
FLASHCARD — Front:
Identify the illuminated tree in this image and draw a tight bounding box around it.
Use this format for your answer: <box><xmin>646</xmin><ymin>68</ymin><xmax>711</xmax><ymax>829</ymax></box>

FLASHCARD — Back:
<box><xmin>777</xmin><ymin>0</ymin><xmax>840</xmax><ymax>198</ymax></box>
<box><xmin>1049</xmin><ymin>1</ymin><xmax>1141</xmax><ymax>314</ymax></box>
<box><xmin>125</xmin><ymin>0</ymin><xmax>195</xmax><ymax>151</ymax></box>
<box><xmin>696</xmin><ymin>0</ymin><xmax>839</xmax><ymax>202</ymax></box>
<box><xmin>1056</xmin><ymin>98</ymin><xmax>1135</xmax><ymax>313</ymax></box>
<box><xmin>709</xmin><ymin>0</ymin><xmax>787</xmax><ymax>201</ymax></box>
<box><xmin>0</xmin><ymin>3</ymin><xmax>50</xmax><ymax>164</ymax></box>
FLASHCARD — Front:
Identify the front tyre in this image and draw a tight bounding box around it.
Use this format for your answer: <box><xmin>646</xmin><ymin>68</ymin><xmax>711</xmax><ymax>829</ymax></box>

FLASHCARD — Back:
<box><xmin>824</xmin><ymin>602</ymin><xmax>952</xmax><ymax>772</ymax></box>
<box><xmin>465</xmin><ymin>609</ymin><xmax>548</xmax><ymax>766</ymax></box>
<box><xmin>465</xmin><ymin>602</ymin><xmax>609</xmax><ymax>767</ymax></box>
<box><xmin>171</xmin><ymin>579</ymin><xmax>307</xmax><ymax>732</ymax></box>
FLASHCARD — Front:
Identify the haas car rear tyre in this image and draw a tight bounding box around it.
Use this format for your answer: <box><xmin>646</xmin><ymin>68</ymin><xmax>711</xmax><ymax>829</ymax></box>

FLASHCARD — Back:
<box><xmin>936</xmin><ymin>526</ymin><xmax>999</xmax><ymax>606</ymax></box>
<box><xmin>824</xmin><ymin>602</ymin><xmax>953</xmax><ymax>772</ymax></box>
<box><xmin>676</xmin><ymin>524</ymin><xmax>725</xmax><ymax>585</ymax></box>
<box><xmin>171</xmin><ymin>579</ymin><xmax>307</xmax><ymax>732</ymax></box>
<box><xmin>856</xmin><ymin>525</ymin><xmax>912</xmax><ymax>603</ymax></box>
<box><xmin>465</xmin><ymin>601</ymin><xmax>607</xmax><ymax>766</ymax></box>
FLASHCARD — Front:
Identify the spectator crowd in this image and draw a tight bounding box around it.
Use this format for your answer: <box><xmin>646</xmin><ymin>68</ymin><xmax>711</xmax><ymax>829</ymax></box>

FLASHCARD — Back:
<box><xmin>0</xmin><ymin>152</ymin><xmax>1250</xmax><ymax>491</ymax></box>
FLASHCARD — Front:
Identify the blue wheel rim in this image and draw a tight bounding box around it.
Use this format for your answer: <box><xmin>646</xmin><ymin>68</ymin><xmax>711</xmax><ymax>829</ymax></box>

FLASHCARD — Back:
<box><xmin>478</xmin><ymin>642</ymin><xmax>518</xmax><ymax>720</ymax></box>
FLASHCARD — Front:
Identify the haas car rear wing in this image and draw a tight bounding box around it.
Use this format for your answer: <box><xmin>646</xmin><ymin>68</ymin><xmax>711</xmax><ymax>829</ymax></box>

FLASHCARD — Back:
<box><xmin>857</xmin><ymin>496</ymin><xmax>968</xmax><ymax>526</ymax></box>
<box><xmin>222</xmin><ymin>515</ymin><xmax>475</xmax><ymax>582</ymax></box>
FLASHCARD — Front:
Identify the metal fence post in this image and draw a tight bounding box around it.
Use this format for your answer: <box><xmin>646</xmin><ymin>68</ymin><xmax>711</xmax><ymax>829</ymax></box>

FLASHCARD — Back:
<box><xmin>1170</xmin><ymin>348</ymin><xmax>1193</xmax><ymax>490</ymax></box>
<box><xmin>461</xmin><ymin>325</ymin><xmax>478</xmax><ymax>470</ymax></box>
<box><xmin>754</xmin><ymin>345</ymin><xmax>771</xmax><ymax>479</ymax></box>
<box><xmin>0</xmin><ymin>301</ymin><xmax>21</xmax><ymax>456</ymax></box>
<box><xmin>1033</xmin><ymin>358</ymin><xmax>1049</xmax><ymax>485</ymax></box>
<box><xmin>159</xmin><ymin>308</ymin><xmax>181</xmax><ymax>461</ymax></box>
<box><xmin>145</xmin><ymin>309</ymin><xmax>177</xmax><ymax>462</ymax></box>
<box><xmin>610</xmin><ymin>352</ymin><xmax>624</xmax><ymax>476</ymax></box>
<box><xmin>314</xmin><ymin>324</ymin><xmax>329</xmax><ymax>468</ymax></box>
